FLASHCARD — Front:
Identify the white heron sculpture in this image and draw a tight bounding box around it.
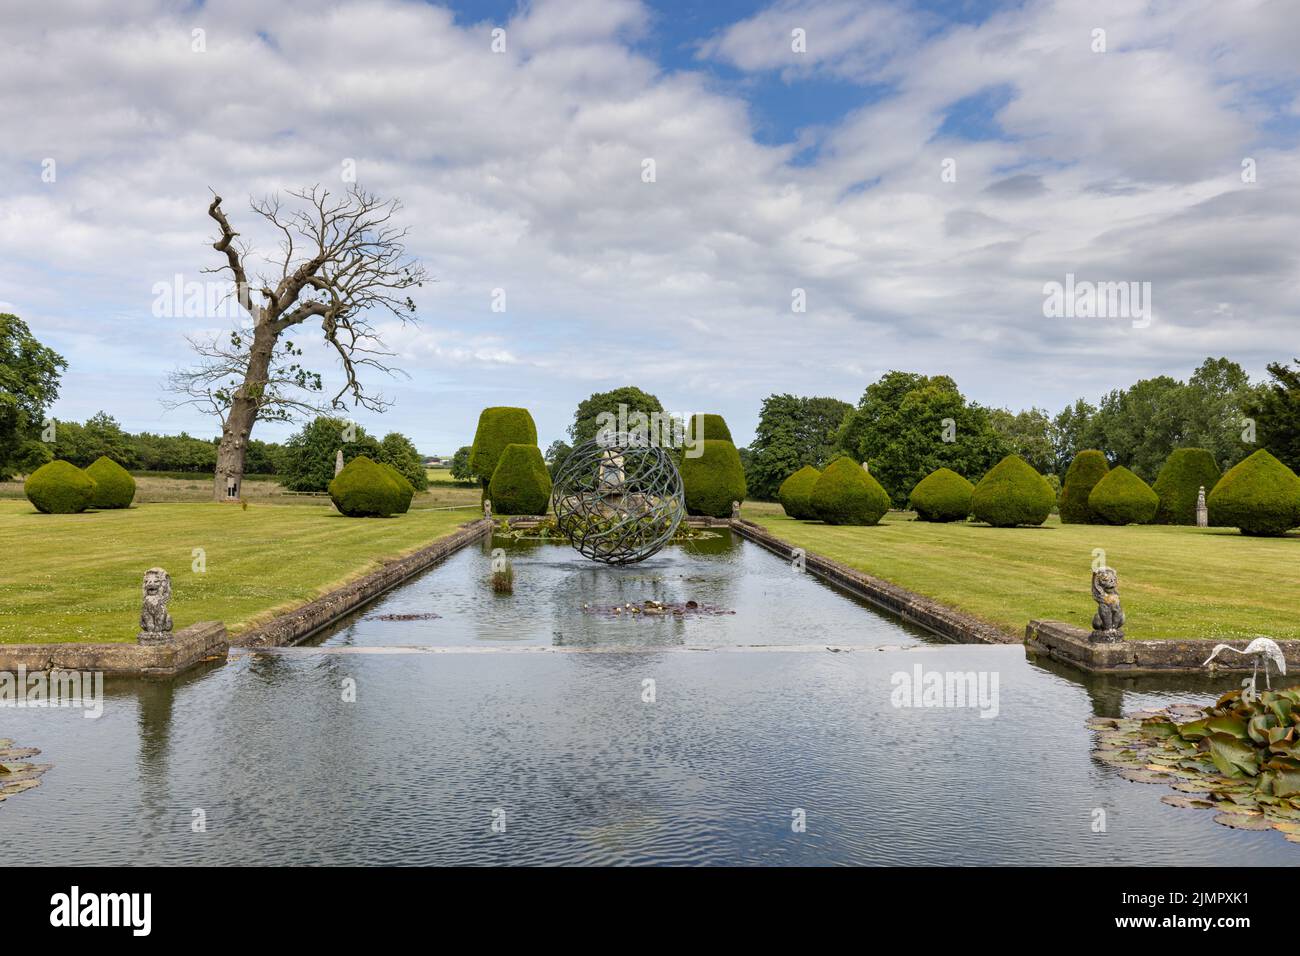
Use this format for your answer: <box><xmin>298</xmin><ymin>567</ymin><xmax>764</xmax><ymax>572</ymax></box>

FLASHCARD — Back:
<box><xmin>1203</xmin><ymin>637</ymin><xmax>1287</xmax><ymax>692</ymax></box>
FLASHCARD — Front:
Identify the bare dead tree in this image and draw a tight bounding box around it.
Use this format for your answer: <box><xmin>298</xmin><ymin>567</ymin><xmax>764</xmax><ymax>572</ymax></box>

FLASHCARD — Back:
<box><xmin>165</xmin><ymin>185</ymin><xmax>426</xmax><ymax>501</ymax></box>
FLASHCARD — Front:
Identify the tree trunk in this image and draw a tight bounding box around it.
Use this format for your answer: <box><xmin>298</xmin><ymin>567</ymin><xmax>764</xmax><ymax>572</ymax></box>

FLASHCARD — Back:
<box><xmin>212</xmin><ymin>323</ymin><xmax>276</xmax><ymax>502</ymax></box>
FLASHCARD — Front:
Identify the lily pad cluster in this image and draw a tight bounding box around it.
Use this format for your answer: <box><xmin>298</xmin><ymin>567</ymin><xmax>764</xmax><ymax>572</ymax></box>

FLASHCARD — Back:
<box><xmin>581</xmin><ymin>600</ymin><xmax>734</xmax><ymax>618</ymax></box>
<box><xmin>0</xmin><ymin>739</ymin><xmax>51</xmax><ymax>805</ymax></box>
<box><xmin>1090</xmin><ymin>687</ymin><xmax>1300</xmax><ymax>841</ymax></box>
<box><xmin>493</xmin><ymin>516</ymin><xmax>717</xmax><ymax>544</ymax></box>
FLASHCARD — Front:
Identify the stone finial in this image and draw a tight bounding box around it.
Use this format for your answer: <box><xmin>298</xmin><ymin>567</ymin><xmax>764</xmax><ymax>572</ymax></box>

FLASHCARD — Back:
<box><xmin>731</xmin><ymin>500</ymin><xmax>741</xmax><ymax>520</ymax></box>
<box><xmin>483</xmin><ymin>499</ymin><xmax>492</xmax><ymax>519</ymax></box>
<box><xmin>1089</xmin><ymin>566</ymin><xmax>1125</xmax><ymax>644</ymax></box>
<box><xmin>335</xmin><ymin>449</ymin><xmax>345</xmax><ymax>477</ymax></box>
<box><xmin>862</xmin><ymin>461</ymin><xmax>870</xmax><ymax>473</ymax></box>
<box><xmin>1196</xmin><ymin>485</ymin><xmax>1208</xmax><ymax>528</ymax></box>
<box><xmin>138</xmin><ymin>567</ymin><xmax>174</xmax><ymax>645</ymax></box>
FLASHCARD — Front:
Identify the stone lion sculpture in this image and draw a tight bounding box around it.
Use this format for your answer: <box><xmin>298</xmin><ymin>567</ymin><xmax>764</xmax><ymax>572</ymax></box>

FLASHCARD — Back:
<box><xmin>1089</xmin><ymin>567</ymin><xmax>1124</xmax><ymax>643</ymax></box>
<box><xmin>139</xmin><ymin>567</ymin><xmax>173</xmax><ymax>644</ymax></box>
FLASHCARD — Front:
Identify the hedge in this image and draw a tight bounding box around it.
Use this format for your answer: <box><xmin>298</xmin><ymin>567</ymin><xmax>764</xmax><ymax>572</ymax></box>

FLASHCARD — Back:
<box><xmin>811</xmin><ymin>456</ymin><xmax>890</xmax><ymax>526</ymax></box>
<box><xmin>489</xmin><ymin>443</ymin><xmax>552</xmax><ymax>515</ymax></box>
<box><xmin>970</xmin><ymin>455</ymin><xmax>1055</xmax><ymax>527</ymax></box>
<box><xmin>1207</xmin><ymin>449</ymin><xmax>1300</xmax><ymax>537</ymax></box>
<box><xmin>380</xmin><ymin>462</ymin><xmax>416</xmax><ymax>514</ymax></box>
<box><xmin>777</xmin><ymin>465</ymin><xmax>821</xmax><ymax>519</ymax></box>
<box><xmin>1088</xmin><ymin>465</ymin><xmax>1159</xmax><ymax>525</ymax></box>
<box><xmin>681</xmin><ymin>439</ymin><xmax>747</xmax><ymax>518</ymax></box>
<box><xmin>1059</xmin><ymin>450</ymin><xmax>1109</xmax><ymax>524</ymax></box>
<box><xmin>25</xmin><ymin>460</ymin><xmax>97</xmax><ymax>514</ymax></box>
<box><xmin>84</xmin><ymin>456</ymin><xmax>136</xmax><ymax>509</ymax></box>
<box><xmin>1152</xmin><ymin>448</ymin><xmax>1221</xmax><ymax>525</ymax></box>
<box><xmin>688</xmin><ymin>413</ymin><xmax>733</xmax><ymax>444</ymax></box>
<box><xmin>908</xmin><ymin>467</ymin><xmax>974</xmax><ymax>522</ymax></box>
<box><xmin>469</xmin><ymin>407</ymin><xmax>537</xmax><ymax>487</ymax></box>
<box><xmin>328</xmin><ymin>456</ymin><xmax>406</xmax><ymax>517</ymax></box>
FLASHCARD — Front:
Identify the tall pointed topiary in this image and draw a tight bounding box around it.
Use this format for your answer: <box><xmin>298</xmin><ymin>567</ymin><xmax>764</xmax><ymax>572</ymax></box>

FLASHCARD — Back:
<box><xmin>328</xmin><ymin>455</ymin><xmax>405</xmax><ymax>517</ymax></box>
<box><xmin>1207</xmin><ymin>449</ymin><xmax>1300</xmax><ymax>537</ymax></box>
<box><xmin>810</xmin><ymin>457</ymin><xmax>890</xmax><ymax>525</ymax></box>
<box><xmin>1088</xmin><ymin>465</ymin><xmax>1159</xmax><ymax>525</ymax></box>
<box><xmin>1152</xmin><ymin>448</ymin><xmax>1221</xmax><ymax>525</ymax></box>
<box><xmin>24</xmin><ymin>460</ymin><xmax>97</xmax><ymax>514</ymax></box>
<box><xmin>84</xmin><ymin>456</ymin><xmax>136</xmax><ymax>509</ymax></box>
<box><xmin>681</xmin><ymin>439</ymin><xmax>747</xmax><ymax>518</ymax></box>
<box><xmin>1059</xmin><ymin>450</ymin><xmax>1109</xmax><ymax>524</ymax></box>
<box><xmin>777</xmin><ymin>465</ymin><xmax>821</xmax><ymax>519</ymax></box>
<box><xmin>970</xmin><ymin>455</ymin><xmax>1055</xmax><ymax>527</ymax></box>
<box><xmin>489</xmin><ymin>443</ymin><xmax>552</xmax><ymax>515</ymax></box>
<box><xmin>469</xmin><ymin>407</ymin><xmax>538</xmax><ymax>491</ymax></box>
<box><xmin>908</xmin><ymin>467</ymin><xmax>974</xmax><ymax>522</ymax></box>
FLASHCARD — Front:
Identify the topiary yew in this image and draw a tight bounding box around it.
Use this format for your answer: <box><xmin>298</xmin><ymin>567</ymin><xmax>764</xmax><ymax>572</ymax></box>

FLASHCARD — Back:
<box><xmin>489</xmin><ymin>443</ymin><xmax>552</xmax><ymax>515</ymax></box>
<box><xmin>469</xmin><ymin>407</ymin><xmax>538</xmax><ymax>488</ymax></box>
<box><xmin>24</xmin><ymin>460</ymin><xmax>97</xmax><ymax>514</ymax></box>
<box><xmin>681</xmin><ymin>439</ymin><xmax>747</xmax><ymax>518</ymax></box>
<box><xmin>328</xmin><ymin>455</ymin><xmax>405</xmax><ymax>517</ymax></box>
<box><xmin>1207</xmin><ymin>449</ymin><xmax>1300</xmax><ymax>537</ymax></box>
<box><xmin>1152</xmin><ymin>448</ymin><xmax>1221</xmax><ymax>525</ymax></box>
<box><xmin>1087</xmin><ymin>465</ymin><xmax>1159</xmax><ymax>525</ymax></box>
<box><xmin>688</xmin><ymin>413</ymin><xmax>732</xmax><ymax>444</ymax></box>
<box><xmin>1059</xmin><ymin>450</ymin><xmax>1109</xmax><ymax>524</ymax></box>
<box><xmin>908</xmin><ymin>467</ymin><xmax>974</xmax><ymax>522</ymax></box>
<box><xmin>777</xmin><ymin>465</ymin><xmax>821</xmax><ymax>519</ymax></box>
<box><xmin>970</xmin><ymin>455</ymin><xmax>1055</xmax><ymax>527</ymax></box>
<box><xmin>84</xmin><ymin>456</ymin><xmax>136</xmax><ymax>509</ymax></box>
<box><xmin>380</xmin><ymin>462</ymin><xmax>416</xmax><ymax>514</ymax></box>
<box><xmin>810</xmin><ymin>456</ymin><xmax>890</xmax><ymax>525</ymax></box>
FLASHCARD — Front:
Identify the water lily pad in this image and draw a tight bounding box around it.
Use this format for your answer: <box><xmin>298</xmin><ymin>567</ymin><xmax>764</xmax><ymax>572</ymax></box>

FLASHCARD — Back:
<box><xmin>1213</xmin><ymin>812</ymin><xmax>1271</xmax><ymax>830</ymax></box>
<box><xmin>1119</xmin><ymin>769</ymin><xmax>1173</xmax><ymax>784</ymax></box>
<box><xmin>1162</xmin><ymin>794</ymin><xmax>1214</xmax><ymax>810</ymax></box>
<box><xmin>0</xmin><ymin>748</ymin><xmax>40</xmax><ymax>760</ymax></box>
<box><xmin>0</xmin><ymin>779</ymin><xmax>40</xmax><ymax>796</ymax></box>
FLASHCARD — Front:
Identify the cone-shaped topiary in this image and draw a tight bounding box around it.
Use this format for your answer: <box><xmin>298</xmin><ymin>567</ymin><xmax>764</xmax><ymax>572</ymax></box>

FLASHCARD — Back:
<box><xmin>1152</xmin><ymin>448</ymin><xmax>1221</xmax><ymax>525</ymax></box>
<box><xmin>380</xmin><ymin>462</ymin><xmax>415</xmax><ymax>514</ymax></box>
<box><xmin>84</xmin><ymin>456</ymin><xmax>136</xmax><ymax>509</ymax></box>
<box><xmin>328</xmin><ymin>456</ymin><xmax>405</xmax><ymax>517</ymax></box>
<box><xmin>810</xmin><ymin>456</ymin><xmax>890</xmax><ymax>525</ymax></box>
<box><xmin>908</xmin><ymin>467</ymin><xmax>975</xmax><ymax>522</ymax></box>
<box><xmin>1087</xmin><ymin>465</ymin><xmax>1159</xmax><ymax>525</ymax></box>
<box><xmin>970</xmin><ymin>455</ymin><xmax>1055</xmax><ymax>527</ymax></box>
<box><xmin>1059</xmin><ymin>450</ymin><xmax>1109</xmax><ymax>524</ymax></box>
<box><xmin>1207</xmin><ymin>449</ymin><xmax>1300</xmax><ymax>537</ymax></box>
<box><xmin>688</xmin><ymin>413</ymin><xmax>733</xmax><ymax>444</ymax></box>
<box><xmin>489</xmin><ymin>443</ymin><xmax>552</xmax><ymax>515</ymax></box>
<box><xmin>24</xmin><ymin>460</ymin><xmax>97</xmax><ymax>514</ymax></box>
<box><xmin>469</xmin><ymin>407</ymin><xmax>538</xmax><ymax>487</ymax></box>
<box><xmin>681</xmin><ymin>439</ymin><xmax>747</xmax><ymax>518</ymax></box>
<box><xmin>777</xmin><ymin>465</ymin><xmax>821</xmax><ymax>519</ymax></box>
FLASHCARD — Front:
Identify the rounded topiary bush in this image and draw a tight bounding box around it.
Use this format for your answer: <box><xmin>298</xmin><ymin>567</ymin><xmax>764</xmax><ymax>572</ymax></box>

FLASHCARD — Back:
<box><xmin>84</xmin><ymin>456</ymin><xmax>136</xmax><ymax>509</ymax></box>
<box><xmin>810</xmin><ymin>456</ymin><xmax>890</xmax><ymax>526</ymax></box>
<box><xmin>970</xmin><ymin>455</ymin><xmax>1055</xmax><ymax>527</ymax></box>
<box><xmin>380</xmin><ymin>462</ymin><xmax>416</xmax><ymax>514</ymax></box>
<box><xmin>25</xmin><ymin>460</ymin><xmax>97</xmax><ymax>514</ymax></box>
<box><xmin>1152</xmin><ymin>448</ymin><xmax>1221</xmax><ymax>525</ymax></box>
<box><xmin>681</xmin><ymin>439</ymin><xmax>747</xmax><ymax>518</ymax></box>
<box><xmin>777</xmin><ymin>465</ymin><xmax>821</xmax><ymax>519</ymax></box>
<box><xmin>489</xmin><ymin>443</ymin><xmax>552</xmax><ymax>515</ymax></box>
<box><xmin>1087</xmin><ymin>466</ymin><xmax>1159</xmax><ymax>525</ymax></box>
<box><xmin>469</xmin><ymin>407</ymin><xmax>537</xmax><ymax>487</ymax></box>
<box><xmin>1207</xmin><ymin>449</ymin><xmax>1300</xmax><ymax>537</ymax></box>
<box><xmin>688</xmin><ymin>413</ymin><xmax>733</xmax><ymax>444</ymax></box>
<box><xmin>1059</xmin><ymin>450</ymin><xmax>1109</xmax><ymax>524</ymax></box>
<box><xmin>908</xmin><ymin>467</ymin><xmax>974</xmax><ymax>522</ymax></box>
<box><xmin>328</xmin><ymin>456</ymin><xmax>405</xmax><ymax>517</ymax></box>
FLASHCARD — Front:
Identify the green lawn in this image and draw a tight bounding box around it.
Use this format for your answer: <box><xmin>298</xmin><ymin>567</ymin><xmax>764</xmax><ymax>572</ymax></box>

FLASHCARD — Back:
<box><xmin>743</xmin><ymin>502</ymin><xmax>1300</xmax><ymax>640</ymax></box>
<box><xmin>0</xmin><ymin>500</ymin><xmax>475</xmax><ymax>644</ymax></box>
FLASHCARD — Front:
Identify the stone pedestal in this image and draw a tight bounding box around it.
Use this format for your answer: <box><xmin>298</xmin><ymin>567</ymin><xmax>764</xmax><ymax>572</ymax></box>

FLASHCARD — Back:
<box><xmin>1195</xmin><ymin>485</ymin><xmax>1208</xmax><ymax>528</ymax></box>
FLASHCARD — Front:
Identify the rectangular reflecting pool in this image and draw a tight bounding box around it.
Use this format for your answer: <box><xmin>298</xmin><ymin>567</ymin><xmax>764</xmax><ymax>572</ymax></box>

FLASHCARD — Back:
<box><xmin>3</xmin><ymin>530</ymin><xmax>1296</xmax><ymax>865</ymax></box>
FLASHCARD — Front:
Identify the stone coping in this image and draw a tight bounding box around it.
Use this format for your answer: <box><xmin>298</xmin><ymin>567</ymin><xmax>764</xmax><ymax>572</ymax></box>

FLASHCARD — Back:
<box><xmin>233</xmin><ymin>518</ymin><xmax>492</xmax><ymax>648</ymax></box>
<box><xmin>729</xmin><ymin>518</ymin><xmax>1015</xmax><ymax>645</ymax></box>
<box><xmin>0</xmin><ymin>622</ymin><xmax>228</xmax><ymax>677</ymax></box>
<box><xmin>1026</xmin><ymin>619</ymin><xmax>1300</xmax><ymax>674</ymax></box>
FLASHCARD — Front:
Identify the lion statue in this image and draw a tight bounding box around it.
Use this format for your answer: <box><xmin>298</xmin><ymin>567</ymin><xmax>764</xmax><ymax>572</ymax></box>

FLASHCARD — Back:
<box><xmin>139</xmin><ymin>567</ymin><xmax>173</xmax><ymax>643</ymax></box>
<box><xmin>1090</xmin><ymin>566</ymin><xmax>1124</xmax><ymax>641</ymax></box>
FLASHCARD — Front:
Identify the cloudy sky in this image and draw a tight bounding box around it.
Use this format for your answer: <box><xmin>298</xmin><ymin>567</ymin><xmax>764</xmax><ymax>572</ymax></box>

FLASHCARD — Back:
<box><xmin>1</xmin><ymin>0</ymin><xmax>1297</xmax><ymax>454</ymax></box>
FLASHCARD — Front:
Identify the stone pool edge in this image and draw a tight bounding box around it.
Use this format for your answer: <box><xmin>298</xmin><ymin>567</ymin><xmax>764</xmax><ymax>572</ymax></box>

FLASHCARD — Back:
<box><xmin>1026</xmin><ymin>619</ymin><xmax>1300</xmax><ymax>674</ymax></box>
<box><xmin>729</xmin><ymin>517</ymin><xmax>1016</xmax><ymax>645</ymax></box>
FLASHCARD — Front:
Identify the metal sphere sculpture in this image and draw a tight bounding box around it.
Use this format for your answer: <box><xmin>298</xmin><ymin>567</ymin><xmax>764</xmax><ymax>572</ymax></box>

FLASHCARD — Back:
<box><xmin>551</xmin><ymin>433</ymin><xmax>685</xmax><ymax>564</ymax></box>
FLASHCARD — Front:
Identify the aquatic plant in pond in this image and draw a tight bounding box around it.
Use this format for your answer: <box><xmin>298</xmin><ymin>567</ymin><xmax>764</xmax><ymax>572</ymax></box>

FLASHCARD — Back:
<box><xmin>0</xmin><ymin>738</ymin><xmax>51</xmax><ymax>805</ymax></box>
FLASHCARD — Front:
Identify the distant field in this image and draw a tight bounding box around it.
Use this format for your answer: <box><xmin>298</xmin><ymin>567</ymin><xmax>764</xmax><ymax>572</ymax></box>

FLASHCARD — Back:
<box><xmin>742</xmin><ymin>500</ymin><xmax>1300</xmax><ymax>641</ymax></box>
